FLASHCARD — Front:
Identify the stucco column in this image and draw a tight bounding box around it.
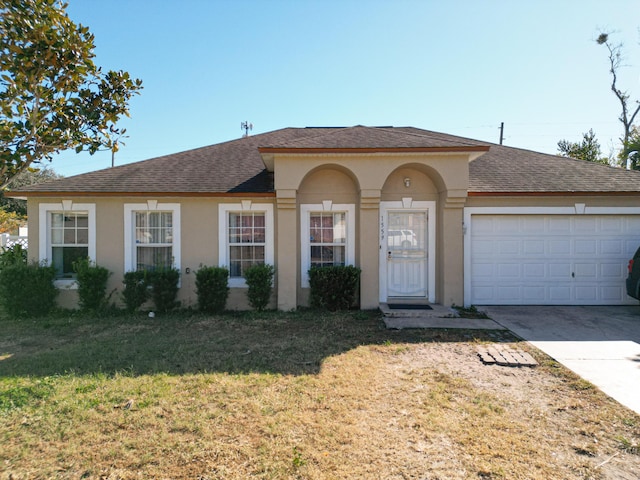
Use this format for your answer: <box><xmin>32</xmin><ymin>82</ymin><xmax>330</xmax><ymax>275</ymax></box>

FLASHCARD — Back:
<box><xmin>359</xmin><ymin>189</ymin><xmax>381</xmax><ymax>309</ymax></box>
<box><xmin>276</xmin><ymin>189</ymin><xmax>298</xmax><ymax>310</ymax></box>
<box><xmin>439</xmin><ymin>195</ymin><xmax>466</xmax><ymax>306</ymax></box>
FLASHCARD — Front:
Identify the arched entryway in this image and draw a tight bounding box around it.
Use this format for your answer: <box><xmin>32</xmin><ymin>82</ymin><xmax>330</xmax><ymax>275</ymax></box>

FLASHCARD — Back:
<box><xmin>379</xmin><ymin>166</ymin><xmax>439</xmax><ymax>304</ymax></box>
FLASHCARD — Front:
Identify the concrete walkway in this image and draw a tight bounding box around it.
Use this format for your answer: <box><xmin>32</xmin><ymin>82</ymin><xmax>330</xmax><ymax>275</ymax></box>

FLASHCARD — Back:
<box><xmin>482</xmin><ymin>305</ymin><xmax>640</xmax><ymax>415</ymax></box>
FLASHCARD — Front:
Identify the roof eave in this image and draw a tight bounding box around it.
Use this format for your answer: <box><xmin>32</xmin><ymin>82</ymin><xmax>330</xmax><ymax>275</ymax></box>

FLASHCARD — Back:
<box><xmin>468</xmin><ymin>191</ymin><xmax>640</xmax><ymax>196</ymax></box>
<box><xmin>6</xmin><ymin>191</ymin><xmax>277</xmax><ymax>198</ymax></box>
<box><xmin>259</xmin><ymin>146</ymin><xmax>490</xmax><ymax>171</ymax></box>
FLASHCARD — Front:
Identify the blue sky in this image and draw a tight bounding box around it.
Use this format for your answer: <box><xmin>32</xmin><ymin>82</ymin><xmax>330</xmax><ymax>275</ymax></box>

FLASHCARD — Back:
<box><xmin>51</xmin><ymin>0</ymin><xmax>640</xmax><ymax>177</ymax></box>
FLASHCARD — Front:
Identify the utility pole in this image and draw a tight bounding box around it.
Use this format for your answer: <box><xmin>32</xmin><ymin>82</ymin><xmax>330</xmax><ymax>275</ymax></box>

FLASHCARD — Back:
<box><xmin>499</xmin><ymin>122</ymin><xmax>504</xmax><ymax>145</ymax></box>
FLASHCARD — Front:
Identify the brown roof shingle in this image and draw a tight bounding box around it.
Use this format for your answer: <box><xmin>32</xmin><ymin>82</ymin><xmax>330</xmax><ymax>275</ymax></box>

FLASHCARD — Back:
<box><xmin>11</xmin><ymin>126</ymin><xmax>640</xmax><ymax>196</ymax></box>
<box><xmin>469</xmin><ymin>144</ymin><xmax>640</xmax><ymax>194</ymax></box>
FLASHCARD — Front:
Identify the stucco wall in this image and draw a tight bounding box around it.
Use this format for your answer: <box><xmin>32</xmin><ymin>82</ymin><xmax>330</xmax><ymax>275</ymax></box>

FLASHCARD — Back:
<box><xmin>30</xmin><ymin>196</ymin><xmax>277</xmax><ymax>311</ymax></box>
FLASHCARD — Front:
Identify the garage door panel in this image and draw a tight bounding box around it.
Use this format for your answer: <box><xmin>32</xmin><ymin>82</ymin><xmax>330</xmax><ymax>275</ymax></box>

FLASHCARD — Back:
<box><xmin>576</xmin><ymin>286</ymin><xmax>597</xmax><ymax>300</ymax></box>
<box><xmin>549</xmin><ymin>263</ymin><xmax>571</xmax><ymax>278</ymax></box>
<box><xmin>574</xmin><ymin>217</ymin><xmax>597</xmax><ymax>232</ymax></box>
<box><xmin>499</xmin><ymin>240</ymin><xmax>519</xmax><ymax>254</ymax></box>
<box><xmin>549</xmin><ymin>217</ymin><xmax>571</xmax><ymax>232</ymax></box>
<box><xmin>601</xmin><ymin>239</ymin><xmax>623</xmax><ymax>255</ymax></box>
<box><xmin>523</xmin><ymin>240</ymin><xmax>544</xmax><ymax>254</ymax></box>
<box><xmin>601</xmin><ymin>262</ymin><xmax>624</xmax><ymax>279</ymax></box>
<box><xmin>549</xmin><ymin>286</ymin><xmax>571</xmax><ymax>301</ymax></box>
<box><xmin>549</xmin><ymin>240</ymin><xmax>571</xmax><ymax>254</ymax></box>
<box><xmin>523</xmin><ymin>263</ymin><xmax>544</xmax><ymax>277</ymax></box>
<box><xmin>574</xmin><ymin>263</ymin><xmax>596</xmax><ymax>278</ymax></box>
<box><xmin>575</xmin><ymin>239</ymin><xmax>597</xmax><ymax>255</ymax></box>
<box><xmin>470</xmin><ymin>214</ymin><xmax>639</xmax><ymax>305</ymax></box>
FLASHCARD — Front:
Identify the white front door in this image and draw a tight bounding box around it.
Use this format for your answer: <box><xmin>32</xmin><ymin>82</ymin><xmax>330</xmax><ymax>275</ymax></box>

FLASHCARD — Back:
<box><xmin>386</xmin><ymin>211</ymin><xmax>428</xmax><ymax>297</ymax></box>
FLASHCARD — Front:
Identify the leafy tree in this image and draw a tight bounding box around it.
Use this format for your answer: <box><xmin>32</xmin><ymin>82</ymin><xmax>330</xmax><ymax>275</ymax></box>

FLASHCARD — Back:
<box><xmin>596</xmin><ymin>32</ymin><xmax>640</xmax><ymax>167</ymax></box>
<box><xmin>622</xmin><ymin>126</ymin><xmax>640</xmax><ymax>170</ymax></box>
<box><xmin>0</xmin><ymin>0</ymin><xmax>143</xmax><ymax>189</ymax></box>
<box><xmin>557</xmin><ymin>129</ymin><xmax>610</xmax><ymax>165</ymax></box>
<box><xmin>1</xmin><ymin>167</ymin><xmax>61</xmax><ymax>215</ymax></box>
<box><xmin>0</xmin><ymin>207</ymin><xmax>24</xmax><ymax>234</ymax></box>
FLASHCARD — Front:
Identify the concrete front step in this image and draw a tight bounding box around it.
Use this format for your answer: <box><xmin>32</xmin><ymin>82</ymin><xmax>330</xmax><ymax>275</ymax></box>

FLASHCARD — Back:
<box><xmin>380</xmin><ymin>303</ymin><xmax>457</xmax><ymax>318</ymax></box>
<box><xmin>380</xmin><ymin>303</ymin><xmax>506</xmax><ymax>330</ymax></box>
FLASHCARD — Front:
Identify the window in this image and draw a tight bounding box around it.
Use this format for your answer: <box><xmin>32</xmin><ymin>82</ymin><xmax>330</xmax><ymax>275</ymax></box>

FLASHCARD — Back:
<box><xmin>39</xmin><ymin>202</ymin><xmax>96</xmax><ymax>286</ymax></box>
<box><xmin>135</xmin><ymin>211</ymin><xmax>173</xmax><ymax>270</ymax></box>
<box><xmin>124</xmin><ymin>203</ymin><xmax>181</xmax><ymax>273</ymax></box>
<box><xmin>300</xmin><ymin>203</ymin><xmax>355</xmax><ymax>287</ymax></box>
<box><xmin>310</xmin><ymin>212</ymin><xmax>346</xmax><ymax>267</ymax></box>
<box><xmin>219</xmin><ymin>203</ymin><xmax>274</xmax><ymax>287</ymax></box>
<box><xmin>228</xmin><ymin>211</ymin><xmax>265</xmax><ymax>277</ymax></box>
<box><xmin>51</xmin><ymin>212</ymin><xmax>89</xmax><ymax>278</ymax></box>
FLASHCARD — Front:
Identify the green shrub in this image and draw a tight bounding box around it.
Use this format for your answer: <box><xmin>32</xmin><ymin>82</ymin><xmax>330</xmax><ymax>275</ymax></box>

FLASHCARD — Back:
<box><xmin>308</xmin><ymin>265</ymin><xmax>361</xmax><ymax>311</ymax></box>
<box><xmin>0</xmin><ymin>244</ymin><xmax>27</xmax><ymax>269</ymax></box>
<box><xmin>195</xmin><ymin>266</ymin><xmax>229</xmax><ymax>314</ymax></box>
<box><xmin>148</xmin><ymin>267</ymin><xmax>181</xmax><ymax>313</ymax></box>
<box><xmin>243</xmin><ymin>263</ymin><xmax>274</xmax><ymax>311</ymax></box>
<box><xmin>122</xmin><ymin>270</ymin><xmax>149</xmax><ymax>312</ymax></box>
<box><xmin>0</xmin><ymin>261</ymin><xmax>57</xmax><ymax>317</ymax></box>
<box><xmin>73</xmin><ymin>257</ymin><xmax>111</xmax><ymax>311</ymax></box>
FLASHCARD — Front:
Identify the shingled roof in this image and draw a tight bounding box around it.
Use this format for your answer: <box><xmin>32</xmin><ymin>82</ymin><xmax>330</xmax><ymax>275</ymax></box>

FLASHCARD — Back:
<box><xmin>10</xmin><ymin>126</ymin><xmax>640</xmax><ymax>196</ymax></box>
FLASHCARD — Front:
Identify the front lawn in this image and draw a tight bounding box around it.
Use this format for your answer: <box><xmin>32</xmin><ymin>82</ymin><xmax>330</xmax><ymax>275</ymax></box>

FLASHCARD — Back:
<box><xmin>1</xmin><ymin>310</ymin><xmax>639</xmax><ymax>479</ymax></box>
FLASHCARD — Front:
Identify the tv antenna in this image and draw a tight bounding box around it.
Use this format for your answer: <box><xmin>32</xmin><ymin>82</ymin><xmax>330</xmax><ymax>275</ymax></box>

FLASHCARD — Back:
<box><xmin>241</xmin><ymin>121</ymin><xmax>253</xmax><ymax>137</ymax></box>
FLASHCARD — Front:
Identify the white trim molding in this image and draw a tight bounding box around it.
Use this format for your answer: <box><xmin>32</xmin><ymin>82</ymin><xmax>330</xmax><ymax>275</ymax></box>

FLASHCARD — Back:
<box><xmin>379</xmin><ymin>201</ymin><xmax>436</xmax><ymax>303</ymax></box>
<box><xmin>124</xmin><ymin>202</ymin><xmax>181</xmax><ymax>273</ymax></box>
<box><xmin>38</xmin><ymin>202</ymin><xmax>96</xmax><ymax>289</ymax></box>
<box><xmin>218</xmin><ymin>202</ymin><xmax>274</xmax><ymax>288</ymax></box>
<box><xmin>462</xmin><ymin>206</ymin><xmax>640</xmax><ymax>307</ymax></box>
<box><xmin>300</xmin><ymin>203</ymin><xmax>356</xmax><ymax>288</ymax></box>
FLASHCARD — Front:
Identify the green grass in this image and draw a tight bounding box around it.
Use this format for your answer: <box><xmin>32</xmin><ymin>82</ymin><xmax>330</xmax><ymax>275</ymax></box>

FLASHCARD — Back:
<box><xmin>1</xmin><ymin>309</ymin><xmax>639</xmax><ymax>479</ymax></box>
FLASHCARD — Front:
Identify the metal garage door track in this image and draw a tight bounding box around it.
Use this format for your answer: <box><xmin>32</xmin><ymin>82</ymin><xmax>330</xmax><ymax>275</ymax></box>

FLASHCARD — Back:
<box><xmin>482</xmin><ymin>305</ymin><xmax>640</xmax><ymax>414</ymax></box>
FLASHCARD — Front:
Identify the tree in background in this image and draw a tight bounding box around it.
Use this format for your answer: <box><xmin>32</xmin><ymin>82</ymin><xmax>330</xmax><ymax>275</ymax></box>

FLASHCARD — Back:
<box><xmin>1</xmin><ymin>166</ymin><xmax>61</xmax><ymax>216</ymax></box>
<box><xmin>622</xmin><ymin>126</ymin><xmax>640</xmax><ymax>170</ymax></box>
<box><xmin>557</xmin><ymin>129</ymin><xmax>610</xmax><ymax>165</ymax></box>
<box><xmin>596</xmin><ymin>32</ymin><xmax>640</xmax><ymax>168</ymax></box>
<box><xmin>0</xmin><ymin>0</ymin><xmax>143</xmax><ymax>189</ymax></box>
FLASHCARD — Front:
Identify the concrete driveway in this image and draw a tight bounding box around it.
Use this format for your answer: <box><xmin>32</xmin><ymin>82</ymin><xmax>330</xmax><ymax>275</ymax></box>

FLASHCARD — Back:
<box><xmin>481</xmin><ymin>305</ymin><xmax>640</xmax><ymax>415</ymax></box>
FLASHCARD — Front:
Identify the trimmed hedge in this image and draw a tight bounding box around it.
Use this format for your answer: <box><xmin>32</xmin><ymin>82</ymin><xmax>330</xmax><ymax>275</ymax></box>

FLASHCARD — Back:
<box><xmin>148</xmin><ymin>267</ymin><xmax>181</xmax><ymax>313</ymax></box>
<box><xmin>73</xmin><ymin>257</ymin><xmax>111</xmax><ymax>311</ymax></box>
<box><xmin>0</xmin><ymin>262</ymin><xmax>58</xmax><ymax>317</ymax></box>
<box><xmin>122</xmin><ymin>270</ymin><xmax>149</xmax><ymax>312</ymax></box>
<box><xmin>308</xmin><ymin>265</ymin><xmax>361</xmax><ymax>311</ymax></box>
<box><xmin>243</xmin><ymin>263</ymin><xmax>274</xmax><ymax>311</ymax></box>
<box><xmin>195</xmin><ymin>266</ymin><xmax>229</xmax><ymax>314</ymax></box>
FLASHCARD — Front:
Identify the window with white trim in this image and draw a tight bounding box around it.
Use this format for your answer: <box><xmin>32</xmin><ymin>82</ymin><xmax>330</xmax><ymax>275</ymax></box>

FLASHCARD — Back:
<box><xmin>219</xmin><ymin>203</ymin><xmax>274</xmax><ymax>287</ymax></box>
<box><xmin>124</xmin><ymin>203</ymin><xmax>181</xmax><ymax>273</ymax></box>
<box><xmin>309</xmin><ymin>212</ymin><xmax>346</xmax><ymax>267</ymax></box>
<box><xmin>228</xmin><ymin>211</ymin><xmax>266</xmax><ymax>277</ymax></box>
<box><xmin>39</xmin><ymin>202</ymin><xmax>96</xmax><ymax>285</ymax></box>
<box><xmin>134</xmin><ymin>211</ymin><xmax>173</xmax><ymax>270</ymax></box>
<box><xmin>50</xmin><ymin>212</ymin><xmax>89</xmax><ymax>278</ymax></box>
<box><xmin>300</xmin><ymin>203</ymin><xmax>355</xmax><ymax>287</ymax></box>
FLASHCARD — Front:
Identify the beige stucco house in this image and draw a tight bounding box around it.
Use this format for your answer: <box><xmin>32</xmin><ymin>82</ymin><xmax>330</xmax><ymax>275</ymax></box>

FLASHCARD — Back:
<box><xmin>11</xmin><ymin>126</ymin><xmax>640</xmax><ymax>309</ymax></box>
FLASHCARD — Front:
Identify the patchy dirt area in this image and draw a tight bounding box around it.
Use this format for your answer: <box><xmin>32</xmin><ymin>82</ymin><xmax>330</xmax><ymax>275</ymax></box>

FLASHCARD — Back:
<box><xmin>365</xmin><ymin>341</ymin><xmax>640</xmax><ymax>480</ymax></box>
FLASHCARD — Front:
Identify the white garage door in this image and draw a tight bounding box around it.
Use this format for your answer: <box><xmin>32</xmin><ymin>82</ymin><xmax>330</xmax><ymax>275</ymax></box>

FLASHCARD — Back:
<box><xmin>470</xmin><ymin>215</ymin><xmax>640</xmax><ymax>305</ymax></box>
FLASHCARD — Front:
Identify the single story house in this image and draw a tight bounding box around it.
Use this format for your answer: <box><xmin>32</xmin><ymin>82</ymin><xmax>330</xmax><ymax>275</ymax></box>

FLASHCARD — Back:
<box><xmin>10</xmin><ymin>125</ymin><xmax>640</xmax><ymax>309</ymax></box>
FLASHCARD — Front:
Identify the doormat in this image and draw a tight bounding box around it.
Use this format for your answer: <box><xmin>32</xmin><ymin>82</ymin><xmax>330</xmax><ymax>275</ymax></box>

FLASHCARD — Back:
<box><xmin>387</xmin><ymin>304</ymin><xmax>432</xmax><ymax>310</ymax></box>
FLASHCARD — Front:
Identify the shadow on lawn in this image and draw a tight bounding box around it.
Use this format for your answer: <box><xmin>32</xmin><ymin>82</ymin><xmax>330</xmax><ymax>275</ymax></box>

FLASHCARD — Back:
<box><xmin>0</xmin><ymin>310</ymin><xmax>516</xmax><ymax>377</ymax></box>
